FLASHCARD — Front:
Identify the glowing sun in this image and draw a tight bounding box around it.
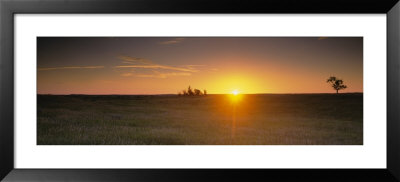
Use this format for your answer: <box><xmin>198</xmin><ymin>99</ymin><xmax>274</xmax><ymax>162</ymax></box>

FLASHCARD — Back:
<box><xmin>232</xmin><ymin>90</ymin><xmax>239</xmax><ymax>95</ymax></box>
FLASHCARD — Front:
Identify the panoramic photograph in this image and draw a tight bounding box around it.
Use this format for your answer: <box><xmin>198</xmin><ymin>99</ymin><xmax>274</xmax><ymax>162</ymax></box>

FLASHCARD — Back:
<box><xmin>37</xmin><ymin>37</ymin><xmax>363</xmax><ymax>145</ymax></box>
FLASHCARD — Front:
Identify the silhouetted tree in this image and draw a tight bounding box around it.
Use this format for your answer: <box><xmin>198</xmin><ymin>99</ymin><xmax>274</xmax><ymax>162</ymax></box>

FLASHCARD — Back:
<box><xmin>327</xmin><ymin>76</ymin><xmax>347</xmax><ymax>94</ymax></box>
<box><xmin>187</xmin><ymin>86</ymin><xmax>194</xmax><ymax>96</ymax></box>
<box><xmin>194</xmin><ymin>89</ymin><xmax>202</xmax><ymax>96</ymax></box>
<box><xmin>178</xmin><ymin>86</ymin><xmax>208</xmax><ymax>96</ymax></box>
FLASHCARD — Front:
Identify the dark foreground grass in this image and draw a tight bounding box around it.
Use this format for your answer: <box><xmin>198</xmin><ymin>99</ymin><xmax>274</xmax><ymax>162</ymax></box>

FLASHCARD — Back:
<box><xmin>37</xmin><ymin>94</ymin><xmax>363</xmax><ymax>145</ymax></box>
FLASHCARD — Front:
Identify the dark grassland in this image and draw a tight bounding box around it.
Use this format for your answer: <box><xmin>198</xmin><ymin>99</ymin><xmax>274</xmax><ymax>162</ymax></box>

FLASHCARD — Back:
<box><xmin>37</xmin><ymin>94</ymin><xmax>363</xmax><ymax>145</ymax></box>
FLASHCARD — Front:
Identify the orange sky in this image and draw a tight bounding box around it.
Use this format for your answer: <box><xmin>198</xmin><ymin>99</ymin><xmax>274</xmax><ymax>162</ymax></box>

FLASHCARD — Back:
<box><xmin>37</xmin><ymin>37</ymin><xmax>363</xmax><ymax>95</ymax></box>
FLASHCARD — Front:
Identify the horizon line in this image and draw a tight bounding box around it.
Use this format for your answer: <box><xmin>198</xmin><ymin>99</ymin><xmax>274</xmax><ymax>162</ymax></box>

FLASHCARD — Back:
<box><xmin>37</xmin><ymin>92</ymin><xmax>364</xmax><ymax>96</ymax></box>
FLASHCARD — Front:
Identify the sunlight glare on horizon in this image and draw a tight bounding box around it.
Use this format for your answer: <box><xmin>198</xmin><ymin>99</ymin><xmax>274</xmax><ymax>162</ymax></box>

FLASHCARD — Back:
<box><xmin>229</xmin><ymin>89</ymin><xmax>242</xmax><ymax>103</ymax></box>
<box><xmin>232</xmin><ymin>89</ymin><xmax>239</xmax><ymax>95</ymax></box>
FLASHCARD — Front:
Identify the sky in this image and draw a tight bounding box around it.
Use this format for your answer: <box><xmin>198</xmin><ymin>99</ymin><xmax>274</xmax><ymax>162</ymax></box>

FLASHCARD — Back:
<box><xmin>37</xmin><ymin>37</ymin><xmax>363</xmax><ymax>95</ymax></box>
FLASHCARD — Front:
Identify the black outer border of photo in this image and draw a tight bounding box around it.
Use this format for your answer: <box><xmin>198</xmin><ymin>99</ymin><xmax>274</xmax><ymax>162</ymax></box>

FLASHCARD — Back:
<box><xmin>1</xmin><ymin>0</ymin><xmax>400</xmax><ymax>181</ymax></box>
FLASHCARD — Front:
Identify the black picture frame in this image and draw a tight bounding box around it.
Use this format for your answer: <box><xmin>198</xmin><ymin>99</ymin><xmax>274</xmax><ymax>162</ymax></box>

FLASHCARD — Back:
<box><xmin>1</xmin><ymin>0</ymin><xmax>399</xmax><ymax>181</ymax></box>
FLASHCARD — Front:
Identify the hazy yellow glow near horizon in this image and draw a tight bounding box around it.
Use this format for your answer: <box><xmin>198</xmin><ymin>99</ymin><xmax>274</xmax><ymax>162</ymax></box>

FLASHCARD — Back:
<box><xmin>232</xmin><ymin>90</ymin><xmax>239</xmax><ymax>95</ymax></box>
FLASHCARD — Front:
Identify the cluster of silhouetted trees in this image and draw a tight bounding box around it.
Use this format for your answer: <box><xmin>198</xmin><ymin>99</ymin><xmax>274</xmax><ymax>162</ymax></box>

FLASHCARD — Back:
<box><xmin>178</xmin><ymin>86</ymin><xmax>207</xmax><ymax>96</ymax></box>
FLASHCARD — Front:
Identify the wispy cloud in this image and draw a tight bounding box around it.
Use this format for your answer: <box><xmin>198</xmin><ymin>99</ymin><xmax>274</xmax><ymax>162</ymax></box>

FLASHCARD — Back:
<box><xmin>38</xmin><ymin>66</ymin><xmax>104</xmax><ymax>71</ymax></box>
<box><xmin>120</xmin><ymin>73</ymin><xmax>133</xmax><ymax>77</ymax></box>
<box><xmin>115</xmin><ymin>65</ymin><xmax>197</xmax><ymax>72</ymax></box>
<box><xmin>136</xmin><ymin>71</ymin><xmax>192</xmax><ymax>79</ymax></box>
<box><xmin>118</xmin><ymin>56</ymin><xmax>153</xmax><ymax>65</ymax></box>
<box><xmin>158</xmin><ymin>38</ymin><xmax>185</xmax><ymax>45</ymax></box>
<box><xmin>116</xmin><ymin>56</ymin><xmax>216</xmax><ymax>78</ymax></box>
<box><xmin>116</xmin><ymin>56</ymin><xmax>198</xmax><ymax>72</ymax></box>
<box><xmin>184</xmin><ymin>65</ymin><xmax>205</xmax><ymax>69</ymax></box>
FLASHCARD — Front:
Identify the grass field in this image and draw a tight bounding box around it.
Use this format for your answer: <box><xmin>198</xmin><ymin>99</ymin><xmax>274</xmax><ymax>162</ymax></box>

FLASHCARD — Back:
<box><xmin>37</xmin><ymin>94</ymin><xmax>363</xmax><ymax>145</ymax></box>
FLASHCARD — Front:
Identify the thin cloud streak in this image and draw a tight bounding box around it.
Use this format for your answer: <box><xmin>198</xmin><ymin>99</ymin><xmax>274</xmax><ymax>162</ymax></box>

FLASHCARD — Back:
<box><xmin>158</xmin><ymin>38</ymin><xmax>185</xmax><ymax>45</ymax></box>
<box><xmin>116</xmin><ymin>56</ymin><xmax>199</xmax><ymax>72</ymax></box>
<box><xmin>136</xmin><ymin>71</ymin><xmax>192</xmax><ymax>78</ymax></box>
<box><xmin>115</xmin><ymin>65</ymin><xmax>198</xmax><ymax>72</ymax></box>
<box><xmin>118</xmin><ymin>56</ymin><xmax>153</xmax><ymax>64</ymax></box>
<box><xmin>120</xmin><ymin>73</ymin><xmax>133</xmax><ymax>77</ymax></box>
<box><xmin>38</xmin><ymin>66</ymin><xmax>105</xmax><ymax>71</ymax></box>
<box><xmin>116</xmin><ymin>56</ymin><xmax>215</xmax><ymax>78</ymax></box>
